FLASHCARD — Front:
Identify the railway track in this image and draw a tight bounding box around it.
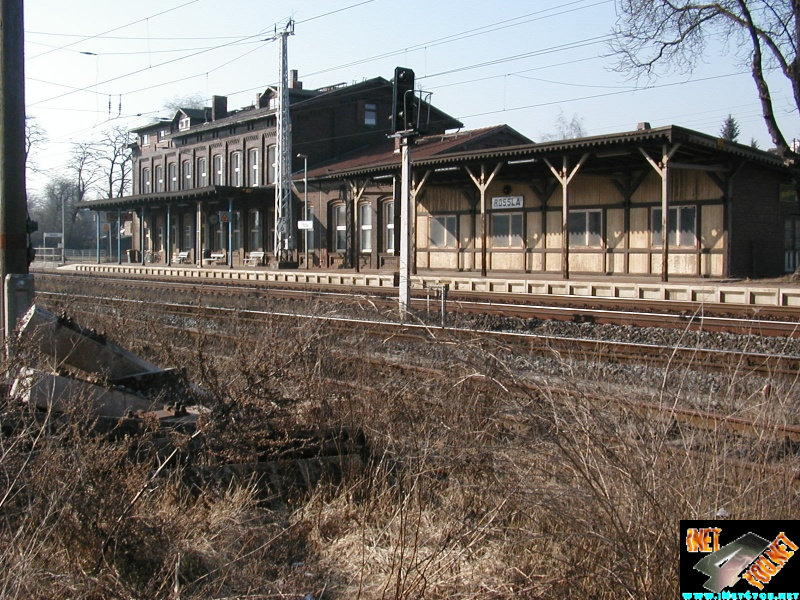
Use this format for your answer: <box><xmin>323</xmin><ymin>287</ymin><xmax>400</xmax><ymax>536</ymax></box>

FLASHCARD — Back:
<box><xmin>32</xmin><ymin>286</ymin><xmax>800</xmax><ymax>488</ymax></box>
<box><xmin>32</xmin><ymin>270</ymin><xmax>800</xmax><ymax>337</ymax></box>
<box><xmin>35</xmin><ymin>288</ymin><xmax>800</xmax><ymax>381</ymax></box>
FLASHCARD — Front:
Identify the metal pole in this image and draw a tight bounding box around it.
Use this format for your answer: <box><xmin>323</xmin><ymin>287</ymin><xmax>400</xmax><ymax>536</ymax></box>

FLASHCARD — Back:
<box><xmin>304</xmin><ymin>155</ymin><xmax>308</xmax><ymax>268</ymax></box>
<box><xmin>61</xmin><ymin>191</ymin><xmax>66</xmax><ymax>263</ymax></box>
<box><xmin>399</xmin><ymin>138</ymin><xmax>412</xmax><ymax>317</ymax></box>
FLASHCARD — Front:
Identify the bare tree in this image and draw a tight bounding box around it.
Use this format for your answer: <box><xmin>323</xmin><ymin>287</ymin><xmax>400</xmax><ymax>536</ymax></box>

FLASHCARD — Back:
<box><xmin>93</xmin><ymin>126</ymin><xmax>134</xmax><ymax>199</ymax></box>
<box><xmin>24</xmin><ymin>116</ymin><xmax>47</xmax><ymax>174</ymax></box>
<box><xmin>540</xmin><ymin>109</ymin><xmax>587</xmax><ymax>141</ymax></box>
<box><xmin>162</xmin><ymin>92</ymin><xmax>206</xmax><ymax>116</ymax></box>
<box><xmin>68</xmin><ymin>142</ymin><xmax>103</xmax><ymax>202</ymax></box>
<box><xmin>611</xmin><ymin>1</ymin><xmax>799</xmax><ymax>161</ymax></box>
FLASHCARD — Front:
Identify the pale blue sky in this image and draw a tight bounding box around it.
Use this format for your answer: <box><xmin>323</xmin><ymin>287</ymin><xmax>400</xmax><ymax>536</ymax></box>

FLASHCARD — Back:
<box><xmin>23</xmin><ymin>0</ymin><xmax>800</xmax><ymax>195</ymax></box>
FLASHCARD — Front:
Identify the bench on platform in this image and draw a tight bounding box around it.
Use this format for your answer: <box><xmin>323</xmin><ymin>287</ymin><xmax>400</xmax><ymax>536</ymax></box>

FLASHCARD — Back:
<box><xmin>243</xmin><ymin>251</ymin><xmax>265</xmax><ymax>267</ymax></box>
<box><xmin>173</xmin><ymin>251</ymin><xmax>190</xmax><ymax>264</ymax></box>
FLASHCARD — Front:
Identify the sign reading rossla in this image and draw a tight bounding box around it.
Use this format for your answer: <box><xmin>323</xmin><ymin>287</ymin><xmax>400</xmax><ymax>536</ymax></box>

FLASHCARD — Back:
<box><xmin>491</xmin><ymin>196</ymin><xmax>524</xmax><ymax>210</ymax></box>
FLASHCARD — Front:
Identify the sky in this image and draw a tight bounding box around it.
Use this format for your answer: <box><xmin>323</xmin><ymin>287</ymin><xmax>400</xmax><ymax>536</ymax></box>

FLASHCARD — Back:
<box><xmin>22</xmin><ymin>0</ymin><xmax>800</xmax><ymax>197</ymax></box>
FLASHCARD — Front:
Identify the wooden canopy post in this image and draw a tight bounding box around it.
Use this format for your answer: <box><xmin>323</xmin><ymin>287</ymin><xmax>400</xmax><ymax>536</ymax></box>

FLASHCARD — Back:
<box><xmin>544</xmin><ymin>154</ymin><xmax>589</xmax><ymax>280</ymax></box>
<box><xmin>640</xmin><ymin>144</ymin><xmax>680</xmax><ymax>282</ymax></box>
<box><xmin>465</xmin><ymin>163</ymin><xmax>502</xmax><ymax>277</ymax></box>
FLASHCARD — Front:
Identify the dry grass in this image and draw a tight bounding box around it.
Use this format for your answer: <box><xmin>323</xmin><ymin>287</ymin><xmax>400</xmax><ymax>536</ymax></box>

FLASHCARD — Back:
<box><xmin>1</xmin><ymin>300</ymin><xmax>798</xmax><ymax>598</ymax></box>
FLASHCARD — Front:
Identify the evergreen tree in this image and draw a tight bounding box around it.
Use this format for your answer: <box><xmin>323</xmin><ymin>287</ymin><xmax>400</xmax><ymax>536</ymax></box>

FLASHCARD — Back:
<box><xmin>720</xmin><ymin>114</ymin><xmax>740</xmax><ymax>142</ymax></box>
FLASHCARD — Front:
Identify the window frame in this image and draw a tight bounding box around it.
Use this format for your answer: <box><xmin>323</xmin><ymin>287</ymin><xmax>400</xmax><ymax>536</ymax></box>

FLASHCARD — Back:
<box><xmin>333</xmin><ymin>204</ymin><xmax>347</xmax><ymax>253</ymax></box>
<box><xmin>652</xmin><ymin>206</ymin><xmax>697</xmax><ymax>248</ymax></box>
<box><xmin>359</xmin><ymin>203</ymin><xmax>372</xmax><ymax>252</ymax></box>
<box><xmin>230</xmin><ymin>151</ymin><xmax>242</xmax><ymax>187</ymax></box>
<box><xmin>182</xmin><ymin>159</ymin><xmax>192</xmax><ymax>189</ymax></box>
<box><xmin>429</xmin><ymin>215</ymin><xmax>457</xmax><ymax>248</ymax></box>
<box><xmin>197</xmin><ymin>157</ymin><xmax>208</xmax><ymax>187</ymax></box>
<box><xmin>155</xmin><ymin>165</ymin><xmax>164</xmax><ymax>192</ymax></box>
<box><xmin>383</xmin><ymin>201</ymin><xmax>395</xmax><ymax>253</ymax></box>
<box><xmin>168</xmin><ymin>162</ymin><xmax>178</xmax><ymax>191</ymax></box>
<box><xmin>249</xmin><ymin>148</ymin><xmax>259</xmax><ymax>186</ymax></box>
<box><xmin>491</xmin><ymin>212</ymin><xmax>523</xmax><ymax>248</ymax></box>
<box><xmin>568</xmin><ymin>208</ymin><xmax>603</xmax><ymax>248</ymax></box>
<box><xmin>212</xmin><ymin>154</ymin><xmax>224</xmax><ymax>185</ymax></box>
<box><xmin>141</xmin><ymin>167</ymin><xmax>151</xmax><ymax>194</ymax></box>
<box><xmin>364</xmin><ymin>102</ymin><xmax>377</xmax><ymax>126</ymax></box>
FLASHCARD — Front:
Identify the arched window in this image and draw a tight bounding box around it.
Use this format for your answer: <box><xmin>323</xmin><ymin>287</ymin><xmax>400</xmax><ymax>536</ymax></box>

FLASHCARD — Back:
<box><xmin>182</xmin><ymin>160</ymin><xmax>192</xmax><ymax>189</ymax></box>
<box><xmin>383</xmin><ymin>201</ymin><xmax>395</xmax><ymax>253</ymax></box>
<box><xmin>168</xmin><ymin>163</ymin><xmax>177</xmax><ymax>191</ymax></box>
<box><xmin>212</xmin><ymin>154</ymin><xmax>224</xmax><ymax>185</ymax></box>
<box><xmin>141</xmin><ymin>167</ymin><xmax>151</xmax><ymax>194</ymax></box>
<box><xmin>359</xmin><ymin>203</ymin><xmax>372</xmax><ymax>252</ymax></box>
<box><xmin>231</xmin><ymin>151</ymin><xmax>242</xmax><ymax>187</ymax></box>
<box><xmin>155</xmin><ymin>165</ymin><xmax>164</xmax><ymax>192</ymax></box>
<box><xmin>249</xmin><ymin>149</ymin><xmax>259</xmax><ymax>186</ymax></box>
<box><xmin>267</xmin><ymin>145</ymin><xmax>276</xmax><ymax>184</ymax></box>
<box><xmin>197</xmin><ymin>157</ymin><xmax>208</xmax><ymax>187</ymax></box>
<box><xmin>333</xmin><ymin>204</ymin><xmax>347</xmax><ymax>252</ymax></box>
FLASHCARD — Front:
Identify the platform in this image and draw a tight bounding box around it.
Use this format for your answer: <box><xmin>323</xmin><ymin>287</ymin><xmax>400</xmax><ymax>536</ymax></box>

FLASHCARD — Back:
<box><xmin>53</xmin><ymin>262</ymin><xmax>800</xmax><ymax>308</ymax></box>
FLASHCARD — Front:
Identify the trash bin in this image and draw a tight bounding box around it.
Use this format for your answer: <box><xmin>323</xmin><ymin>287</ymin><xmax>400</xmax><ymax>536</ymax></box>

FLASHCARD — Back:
<box><xmin>126</xmin><ymin>249</ymin><xmax>140</xmax><ymax>263</ymax></box>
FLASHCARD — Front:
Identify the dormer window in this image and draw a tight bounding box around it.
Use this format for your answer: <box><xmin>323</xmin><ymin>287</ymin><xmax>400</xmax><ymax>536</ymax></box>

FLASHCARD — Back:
<box><xmin>179</xmin><ymin>117</ymin><xmax>191</xmax><ymax>131</ymax></box>
<box><xmin>364</xmin><ymin>103</ymin><xmax>377</xmax><ymax>126</ymax></box>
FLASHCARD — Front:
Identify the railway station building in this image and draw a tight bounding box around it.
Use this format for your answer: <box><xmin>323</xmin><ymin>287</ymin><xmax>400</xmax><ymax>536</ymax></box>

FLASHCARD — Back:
<box><xmin>83</xmin><ymin>73</ymin><xmax>799</xmax><ymax>281</ymax></box>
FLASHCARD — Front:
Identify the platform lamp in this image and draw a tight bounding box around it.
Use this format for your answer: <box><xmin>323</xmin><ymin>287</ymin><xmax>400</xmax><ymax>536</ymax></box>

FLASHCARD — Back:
<box><xmin>297</xmin><ymin>153</ymin><xmax>309</xmax><ymax>268</ymax></box>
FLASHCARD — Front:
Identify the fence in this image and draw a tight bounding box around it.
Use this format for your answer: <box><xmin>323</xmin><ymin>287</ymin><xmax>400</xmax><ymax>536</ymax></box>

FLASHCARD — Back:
<box><xmin>34</xmin><ymin>248</ymin><xmax>121</xmax><ymax>263</ymax></box>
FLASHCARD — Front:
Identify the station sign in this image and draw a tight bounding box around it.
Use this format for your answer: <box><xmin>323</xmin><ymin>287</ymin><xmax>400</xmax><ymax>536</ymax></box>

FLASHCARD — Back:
<box><xmin>491</xmin><ymin>195</ymin><xmax>523</xmax><ymax>210</ymax></box>
<box><xmin>298</xmin><ymin>220</ymin><xmax>314</xmax><ymax>230</ymax></box>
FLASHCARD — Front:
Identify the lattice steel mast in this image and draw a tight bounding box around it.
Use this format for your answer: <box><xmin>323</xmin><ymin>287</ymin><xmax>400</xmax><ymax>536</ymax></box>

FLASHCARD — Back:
<box><xmin>273</xmin><ymin>19</ymin><xmax>294</xmax><ymax>264</ymax></box>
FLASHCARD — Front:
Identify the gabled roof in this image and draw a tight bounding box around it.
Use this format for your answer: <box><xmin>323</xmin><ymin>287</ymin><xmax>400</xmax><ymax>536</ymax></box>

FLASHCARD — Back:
<box><xmin>308</xmin><ymin>124</ymin><xmax>790</xmax><ymax>180</ymax></box>
<box><xmin>303</xmin><ymin>125</ymin><xmax>531</xmax><ymax>179</ymax></box>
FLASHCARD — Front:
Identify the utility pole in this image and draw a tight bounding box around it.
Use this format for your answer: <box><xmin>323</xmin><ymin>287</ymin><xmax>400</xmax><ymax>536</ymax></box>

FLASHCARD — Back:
<box><xmin>391</xmin><ymin>67</ymin><xmax>417</xmax><ymax>318</ymax></box>
<box><xmin>272</xmin><ymin>20</ymin><xmax>294</xmax><ymax>266</ymax></box>
<box><xmin>0</xmin><ymin>0</ymin><xmax>34</xmax><ymax>340</ymax></box>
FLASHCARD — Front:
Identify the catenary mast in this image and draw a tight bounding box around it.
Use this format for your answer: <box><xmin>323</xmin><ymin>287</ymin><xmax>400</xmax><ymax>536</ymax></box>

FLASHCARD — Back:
<box><xmin>273</xmin><ymin>19</ymin><xmax>294</xmax><ymax>264</ymax></box>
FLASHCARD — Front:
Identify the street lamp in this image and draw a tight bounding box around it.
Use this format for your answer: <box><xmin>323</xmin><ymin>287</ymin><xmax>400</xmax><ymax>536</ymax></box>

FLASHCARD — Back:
<box><xmin>297</xmin><ymin>153</ymin><xmax>309</xmax><ymax>269</ymax></box>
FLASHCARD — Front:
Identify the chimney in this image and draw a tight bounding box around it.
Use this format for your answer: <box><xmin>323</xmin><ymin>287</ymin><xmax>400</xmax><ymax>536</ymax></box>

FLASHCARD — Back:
<box><xmin>637</xmin><ymin>122</ymin><xmax>651</xmax><ymax>131</ymax></box>
<box><xmin>212</xmin><ymin>95</ymin><xmax>228</xmax><ymax>120</ymax></box>
<box><xmin>290</xmin><ymin>69</ymin><xmax>302</xmax><ymax>90</ymax></box>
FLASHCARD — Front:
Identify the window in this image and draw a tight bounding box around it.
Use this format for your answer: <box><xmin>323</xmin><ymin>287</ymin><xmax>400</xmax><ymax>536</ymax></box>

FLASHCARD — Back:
<box><xmin>364</xmin><ymin>102</ymin><xmax>377</xmax><ymax>126</ymax></box>
<box><xmin>179</xmin><ymin>117</ymin><xmax>191</xmax><ymax>131</ymax></box>
<box><xmin>155</xmin><ymin>165</ymin><xmax>164</xmax><ymax>192</ymax></box>
<box><xmin>568</xmin><ymin>209</ymin><xmax>602</xmax><ymax>247</ymax></box>
<box><xmin>652</xmin><ymin>206</ymin><xmax>696</xmax><ymax>247</ymax></box>
<box><xmin>141</xmin><ymin>134</ymin><xmax>150</xmax><ymax>146</ymax></box>
<box><xmin>249</xmin><ymin>149</ymin><xmax>259</xmax><ymax>186</ymax></box>
<box><xmin>231</xmin><ymin>152</ymin><xmax>242</xmax><ymax>187</ymax></box>
<box><xmin>249</xmin><ymin>209</ymin><xmax>261</xmax><ymax>250</ymax></box>
<box><xmin>213</xmin><ymin>154</ymin><xmax>224</xmax><ymax>185</ymax></box>
<box><xmin>141</xmin><ymin>167</ymin><xmax>151</xmax><ymax>194</ymax></box>
<box><xmin>232</xmin><ymin>211</ymin><xmax>242</xmax><ymax>251</ymax></box>
<box><xmin>333</xmin><ymin>204</ymin><xmax>347</xmax><ymax>252</ymax></box>
<box><xmin>215</xmin><ymin>217</ymin><xmax>225</xmax><ymax>251</ymax></box>
<box><xmin>156</xmin><ymin>226</ymin><xmax>164</xmax><ymax>252</ymax></box>
<box><xmin>182</xmin><ymin>160</ymin><xmax>192</xmax><ymax>188</ymax></box>
<box><xmin>197</xmin><ymin>157</ymin><xmax>208</xmax><ymax>187</ymax></box>
<box><xmin>384</xmin><ymin>201</ymin><xmax>395</xmax><ymax>252</ymax></box>
<box><xmin>492</xmin><ymin>212</ymin><xmax>523</xmax><ymax>247</ymax></box>
<box><xmin>183</xmin><ymin>223</ymin><xmax>193</xmax><ymax>251</ymax></box>
<box><xmin>359</xmin><ymin>203</ymin><xmax>372</xmax><ymax>252</ymax></box>
<box><xmin>168</xmin><ymin>163</ymin><xmax>177</xmax><ymax>191</ymax></box>
<box><xmin>430</xmin><ymin>215</ymin><xmax>457</xmax><ymax>248</ymax></box>
<box><xmin>307</xmin><ymin>206</ymin><xmax>315</xmax><ymax>251</ymax></box>
<box><xmin>158</xmin><ymin>129</ymin><xmax>170</xmax><ymax>140</ymax></box>
<box><xmin>267</xmin><ymin>145</ymin><xmax>276</xmax><ymax>184</ymax></box>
